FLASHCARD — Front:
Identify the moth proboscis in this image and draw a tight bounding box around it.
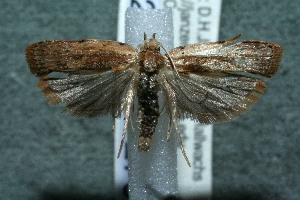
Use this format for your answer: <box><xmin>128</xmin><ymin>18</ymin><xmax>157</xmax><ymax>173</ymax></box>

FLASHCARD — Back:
<box><xmin>26</xmin><ymin>33</ymin><xmax>282</xmax><ymax>166</ymax></box>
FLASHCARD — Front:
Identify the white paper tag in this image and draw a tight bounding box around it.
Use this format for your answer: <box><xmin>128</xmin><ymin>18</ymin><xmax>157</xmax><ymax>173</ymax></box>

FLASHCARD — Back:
<box><xmin>162</xmin><ymin>0</ymin><xmax>222</xmax><ymax>199</ymax></box>
<box><xmin>163</xmin><ymin>0</ymin><xmax>222</xmax><ymax>45</ymax></box>
<box><xmin>115</xmin><ymin>1</ymin><xmax>162</xmax><ymax>199</ymax></box>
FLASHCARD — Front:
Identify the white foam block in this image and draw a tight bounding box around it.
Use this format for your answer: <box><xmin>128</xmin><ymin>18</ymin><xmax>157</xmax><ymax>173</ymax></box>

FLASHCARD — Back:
<box><xmin>125</xmin><ymin>8</ymin><xmax>178</xmax><ymax>200</ymax></box>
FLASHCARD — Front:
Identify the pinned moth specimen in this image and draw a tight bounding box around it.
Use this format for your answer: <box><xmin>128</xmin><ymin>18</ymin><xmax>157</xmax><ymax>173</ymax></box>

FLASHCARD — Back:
<box><xmin>26</xmin><ymin>33</ymin><xmax>282</xmax><ymax>166</ymax></box>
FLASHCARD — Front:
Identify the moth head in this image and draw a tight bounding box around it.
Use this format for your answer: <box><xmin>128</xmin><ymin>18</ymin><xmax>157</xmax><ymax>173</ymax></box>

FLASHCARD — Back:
<box><xmin>138</xmin><ymin>33</ymin><xmax>161</xmax><ymax>52</ymax></box>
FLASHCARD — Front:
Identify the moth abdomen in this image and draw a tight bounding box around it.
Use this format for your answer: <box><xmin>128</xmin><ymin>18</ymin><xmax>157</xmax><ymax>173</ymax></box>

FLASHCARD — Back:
<box><xmin>137</xmin><ymin>72</ymin><xmax>159</xmax><ymax>151</ymax></box>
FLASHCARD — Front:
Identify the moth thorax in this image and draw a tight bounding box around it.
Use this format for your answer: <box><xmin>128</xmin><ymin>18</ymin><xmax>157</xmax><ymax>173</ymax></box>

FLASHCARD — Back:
<box><xmin>140</xmin><ymin>51</ymin><xmax>164</xmax><ymax>73</ymax></box>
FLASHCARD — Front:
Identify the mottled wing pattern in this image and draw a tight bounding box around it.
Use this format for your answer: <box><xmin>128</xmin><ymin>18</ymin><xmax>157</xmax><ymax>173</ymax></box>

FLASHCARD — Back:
<box><xmin>168</xmin><ymin>36</ymin><xmax>282</xmax><ymax>77</ymax></box>
<box><xmin>26</xmin><ymin>40</ymin><xmax>138</xmax><ymax>117</ymax></box>
<box><xmin>26</xmin><ymin>39</ymin><xmax>137</xmax><ymax>75</ymax></box>
<box><xmin>161</xmin><ymin>36</ymin><xmax>282</xmax><ymax>124</ymax></box>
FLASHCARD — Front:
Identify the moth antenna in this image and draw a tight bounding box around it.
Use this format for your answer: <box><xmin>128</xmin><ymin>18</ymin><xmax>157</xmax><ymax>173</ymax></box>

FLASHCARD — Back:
<box><xmin>161</xmin><ymin>44</ymin><xmax>212</xmax><ymax>105</ymax></box>
<box><xmin>218</xmin><ymin>34</ymin><xmax>242</xmax><ymax>44</ymax></box>
<box><xmin>152</xmin><ymin>33</ymin><xmax>156</xmax><ymax>39</ymax></box>
<box><xmin>160</xmin><ymin>44</ymin><xmax>180</xmax><ymax>76</ymax></box>
<box><xmin>144</xmin><ymin>32</ymin><xmax>147</xmax><ymax>40</ymax></box>
<box><xmin>160</xmin><ymin>44</ymin><xmax>196</xmax><ymax>95</ymax></box>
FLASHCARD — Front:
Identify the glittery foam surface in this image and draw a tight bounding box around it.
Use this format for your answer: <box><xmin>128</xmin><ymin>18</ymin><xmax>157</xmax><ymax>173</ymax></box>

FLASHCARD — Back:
<box><xmin>125</xmin><ymin>8</ymin><xmax>178</xmax><ymax>200</ymax></box>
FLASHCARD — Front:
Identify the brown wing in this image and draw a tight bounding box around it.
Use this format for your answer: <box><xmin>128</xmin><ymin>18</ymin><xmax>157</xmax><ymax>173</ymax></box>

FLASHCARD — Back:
<box><xmin>25</xmin><ymin>39</ymin><xmax>139</xmax><ymax>117</ymax></box>
<box><xmin>160</xmin><ymin>36</ymin><xmax>282</xmax><ymax>124</ymax></box>
<box><xmin>168</xmin><ymin>35</ymin><xmax>282</xmax><ymax>78</ymax></box>
<box><xmin>26</xmin><ymin>39</ymin><xmax>138</xmax><ymax>75</ymax></box>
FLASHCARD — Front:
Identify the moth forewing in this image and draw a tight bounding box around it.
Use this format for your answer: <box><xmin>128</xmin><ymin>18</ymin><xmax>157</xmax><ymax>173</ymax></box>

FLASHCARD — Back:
<box><xmin>168</xmin><ymin>36</ymin><xmax>282</xmax><ymax>78</ymax></box>
<box><xmin>25</xmin><ymin>39</ymin><xmax>138</xmax><ymax>76</ymax></box>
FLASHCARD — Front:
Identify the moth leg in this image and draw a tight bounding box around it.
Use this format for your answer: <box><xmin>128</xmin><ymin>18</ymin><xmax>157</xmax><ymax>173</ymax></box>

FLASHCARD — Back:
<box><xmin>129</xmin><ymin>111</ymin><xmax>136</xmax><ymax>136</ymax></box>
<box><xmin>161</xmin><ymin>74</ymin><xmax>191</xmax><ymax>166</ymax></box>
<box><xmin>159</xmin><ymin>102</ymin><xmax>167</xmax><ymax>116</ymax></box>
<box><xmin>173</xmin><ymin>112</ymin><xmax>191</xmax><ymax>167</ymax></box>
<box><xmin>169</xmin><ymin>94</ymin><xmax>190</xmax><ymax>166</ymax></box>
<box><xmin>166</xmin><ymin>117</ymin><xmax>172</xmax><ymax>140</ymax></box>
<box><xmin>112</xmin><ymin>115</ymin><xmax>115</xmax><ymax>133</ymax></box>
<box><xmin>117</xmin><ymin>76</ymin><xmax>137</xmax><ymax>158</ymax></box>
<box><xmin>117</xmin><ymin>115</ymin><xmax>128</xmax><ymax>158</ymax></box>
<box><xmin>117</xmin><ymin>105</ymin><xmax>131</xmax><ymax>158</ymax></box>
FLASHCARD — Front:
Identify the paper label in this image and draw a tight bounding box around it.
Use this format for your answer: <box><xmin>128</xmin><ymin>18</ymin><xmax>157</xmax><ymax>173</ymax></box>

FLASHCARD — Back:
<box><xmin>162</xmin><ymin>0</ymin><xmax>222</xmax><ymax>199</ymax></box>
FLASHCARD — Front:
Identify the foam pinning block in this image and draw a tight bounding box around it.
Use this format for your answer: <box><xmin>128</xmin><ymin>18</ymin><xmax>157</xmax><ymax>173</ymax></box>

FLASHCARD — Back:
<box><xmin>124</xmin><ymin>8</ymin><xmax>178</xmax><ymax>200</ymax></box>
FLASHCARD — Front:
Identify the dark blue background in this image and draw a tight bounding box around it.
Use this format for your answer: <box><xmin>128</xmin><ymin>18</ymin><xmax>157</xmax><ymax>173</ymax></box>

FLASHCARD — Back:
<box><xmin>0</xmin><ymin>0</ymin><xmax>299</xmax><ymax>199</ymax></box>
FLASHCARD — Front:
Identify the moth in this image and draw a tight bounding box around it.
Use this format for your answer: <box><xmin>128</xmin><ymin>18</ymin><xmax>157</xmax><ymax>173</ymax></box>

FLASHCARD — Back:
<box><xmin>26</xmin><ymin>33</ymin><xmax>282</xmax><ymax>166</ymax></box>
